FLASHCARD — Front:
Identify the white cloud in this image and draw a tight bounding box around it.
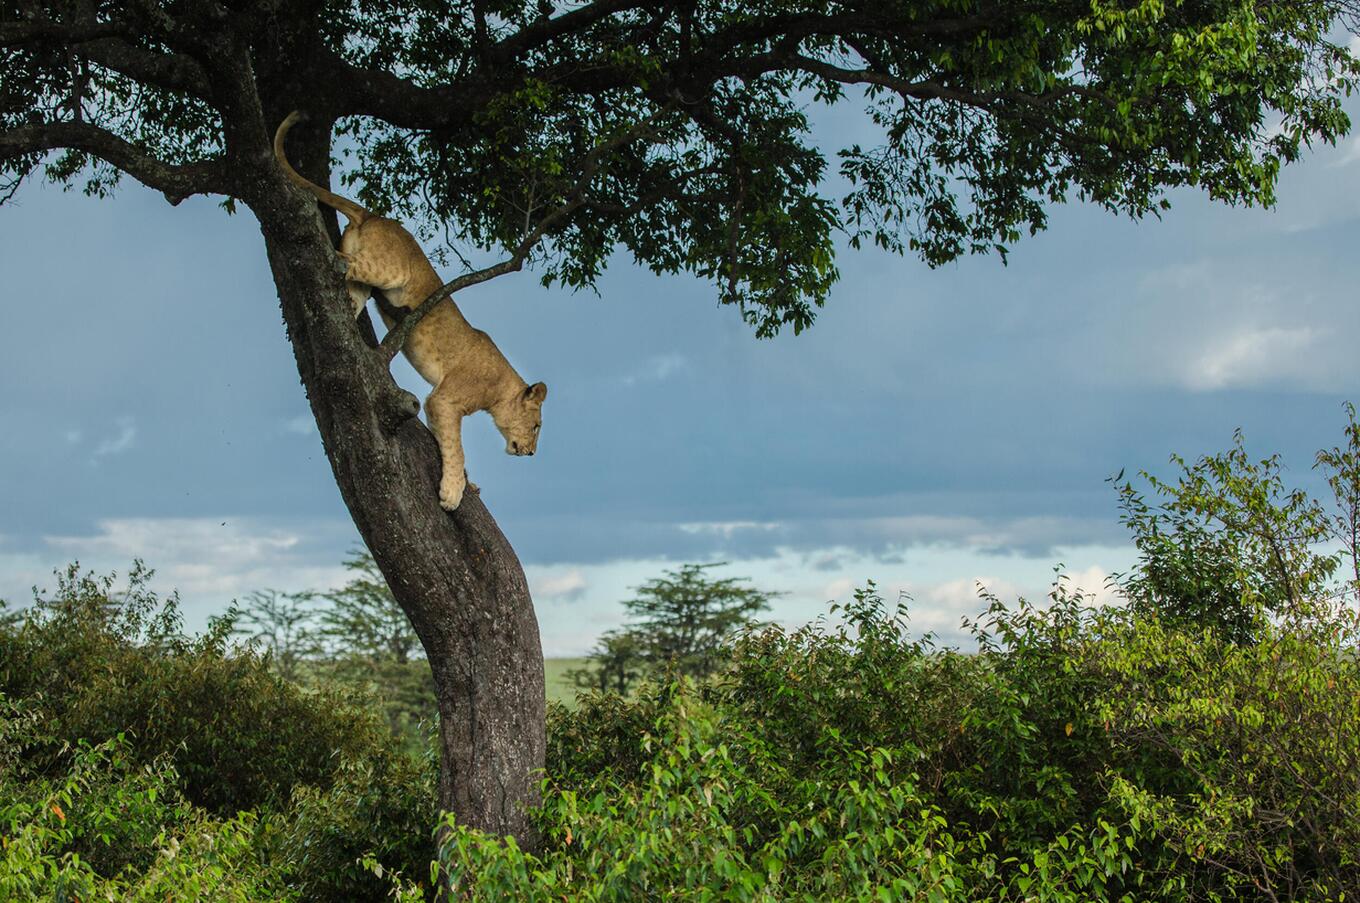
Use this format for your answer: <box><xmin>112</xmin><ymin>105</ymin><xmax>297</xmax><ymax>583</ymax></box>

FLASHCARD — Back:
<box><xmin>1185</xmin><ymin>325</ymin><xmax>1319</xmax><ymax>391</ymax></box>
<box><xmin>530</xmin><ymin>567</ymin><xmax>588</xmax><ymax>600</ymax></box>
<box><xmin>1095</xmin><ymin>263</ymin><xmax>1360</xmax><ymax>393</ymax></box>
<box><xmin>677</xmin><ymin>520</ymin><xmax>782</xmax><ymax>539</ymax></box>
<box><xmin>92</xmin><ymin>417</ymin><xmax>136</xmax><ymax>458</ymax></box>
<box><xmin>12</xmin><ymin>517</ymin><xmax>355</xmax><ymax>629</ymax></box>
<box><xmin>1061</xmin><ymin>564</ymin><xmax>1124</xmax><ymax>607</ymax></box>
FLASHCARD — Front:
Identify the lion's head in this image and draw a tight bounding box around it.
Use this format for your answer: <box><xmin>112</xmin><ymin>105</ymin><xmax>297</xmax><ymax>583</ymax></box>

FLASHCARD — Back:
<box><xmin>491</xmin><ymin>381</ymin><xmax>547</xmax><ymax>456</ymax></box>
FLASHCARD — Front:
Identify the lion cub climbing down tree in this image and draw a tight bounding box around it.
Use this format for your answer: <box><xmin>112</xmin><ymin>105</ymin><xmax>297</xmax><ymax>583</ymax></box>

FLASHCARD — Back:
<box><xmin>274</xmin><ymin>112</ymin><xmax>546</xmax><ymax>511</ymax></box>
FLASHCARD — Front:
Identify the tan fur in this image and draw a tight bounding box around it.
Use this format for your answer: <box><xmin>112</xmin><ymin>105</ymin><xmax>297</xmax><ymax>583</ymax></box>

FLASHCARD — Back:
<box><xmin>274</xmin><ymin>111</ymin><xmax>546</xmax><ymax>511</ymax></box>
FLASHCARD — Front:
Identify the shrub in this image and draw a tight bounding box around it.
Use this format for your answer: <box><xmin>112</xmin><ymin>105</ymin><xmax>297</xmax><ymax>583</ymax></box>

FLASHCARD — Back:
<box><xmin>0</xmin><ymin>699</ymin><xmax>292</xmax><ymax>902</ymax></box>
<box><xmin>437</xmin><ymin>583</ymin><xmax>1360</xmax><ymax>901</ymax></box>
<box><xmin>0</xmin><ymin>563</ymin><xmax>398</xmax><ymax>814</ymax></box>
<box><xmin>0</xmin><ymin>563</ymin><xmax>436</xmax><ymax>902</ymax></box>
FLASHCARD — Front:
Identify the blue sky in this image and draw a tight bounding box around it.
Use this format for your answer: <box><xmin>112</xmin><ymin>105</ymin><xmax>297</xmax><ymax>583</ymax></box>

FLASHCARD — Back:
<box><xmin>3</xmin><ymin>96</ymin><xmax>1359</xmax><ymax>655</ymax></box>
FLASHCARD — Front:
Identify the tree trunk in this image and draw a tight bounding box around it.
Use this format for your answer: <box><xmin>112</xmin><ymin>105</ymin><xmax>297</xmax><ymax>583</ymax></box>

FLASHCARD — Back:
<box><xmin>248</xmin><ymin>165</ymin><xmax>545</xmax><ymax>846</ymax></box>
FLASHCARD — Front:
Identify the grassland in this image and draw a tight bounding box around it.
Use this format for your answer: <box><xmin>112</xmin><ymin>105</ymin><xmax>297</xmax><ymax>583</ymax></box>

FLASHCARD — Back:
<box><xmin>544</xmin><ymin>658</ymin><xmax>588</xmax><ymax>707</ymax></box>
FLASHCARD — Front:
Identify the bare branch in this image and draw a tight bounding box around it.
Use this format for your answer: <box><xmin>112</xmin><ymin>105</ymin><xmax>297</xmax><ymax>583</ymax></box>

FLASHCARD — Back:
<box><xmin>0</xmin><ymin>120</ymin><xmax>228</xmax><ymax>203</ymax></box>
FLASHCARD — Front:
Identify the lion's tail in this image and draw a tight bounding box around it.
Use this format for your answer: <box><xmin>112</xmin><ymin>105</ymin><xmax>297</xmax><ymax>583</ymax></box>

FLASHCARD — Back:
<box><xmin>273</xmin><ymin>111</ymin><xmax>369</xmax><ymax>227</ymax></box>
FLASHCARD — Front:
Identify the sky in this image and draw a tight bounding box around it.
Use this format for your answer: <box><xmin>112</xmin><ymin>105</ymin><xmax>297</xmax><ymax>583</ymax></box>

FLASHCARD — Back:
<box><xmin>3</xmin><ymin>94</ymin><xmax>1359</xmax><ymax>656</ymax></box>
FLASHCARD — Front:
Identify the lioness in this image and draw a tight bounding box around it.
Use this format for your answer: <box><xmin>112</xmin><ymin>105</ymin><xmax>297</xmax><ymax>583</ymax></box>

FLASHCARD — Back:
<box><xmin>273</xmin><ymin>111</ymin><xmax>546</xmax><ymax>511</ymax></box>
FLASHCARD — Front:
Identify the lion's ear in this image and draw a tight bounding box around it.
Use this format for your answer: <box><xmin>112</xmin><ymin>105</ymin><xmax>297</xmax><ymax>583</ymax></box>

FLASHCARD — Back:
<box><xmin>525</xmin><ymin>382</ymin><xmax>547</xmax><ymax>404</ymax></box>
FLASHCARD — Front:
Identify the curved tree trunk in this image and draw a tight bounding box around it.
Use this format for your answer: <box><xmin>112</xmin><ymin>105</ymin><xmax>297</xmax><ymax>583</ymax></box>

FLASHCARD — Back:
<box><xmin>248</xmin><ymin>162</ymin><xmax>545</xmax><ymax>846</ymax></box>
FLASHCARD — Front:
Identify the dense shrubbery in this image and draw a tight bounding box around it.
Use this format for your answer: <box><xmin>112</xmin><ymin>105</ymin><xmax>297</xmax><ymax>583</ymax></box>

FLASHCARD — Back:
<box><xmin>426</xmin><ymin>583</ymin><xmax>1360</xmax><ymax>902</ymax></box>
<box><xmin>0</xmin><ymin>565</ymin><xmax>434</xmax><ymax>901</ymax></box>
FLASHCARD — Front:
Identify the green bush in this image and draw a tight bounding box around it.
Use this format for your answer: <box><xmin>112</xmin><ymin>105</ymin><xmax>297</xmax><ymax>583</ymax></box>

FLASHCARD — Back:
<box><xmin>0</xmin><ymin>563</ymin><xmax>435</xmax><ymax>902</ymax></box>
<box><xmin>0</xmin><ymin>699</ymin><xmax>293</xmax><ymax>902</ymax></box>
<box><xmin>435</xmin><ymin>583</ymin><xmax>1360</xmax><ymax>901</ymax></box>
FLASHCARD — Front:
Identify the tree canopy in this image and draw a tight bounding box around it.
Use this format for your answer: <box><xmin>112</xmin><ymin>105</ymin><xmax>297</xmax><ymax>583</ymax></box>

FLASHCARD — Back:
<box><xmin>5</xmin><ymin>1</ymin><xmax>1357</xmax><ymax>335</ymax></box>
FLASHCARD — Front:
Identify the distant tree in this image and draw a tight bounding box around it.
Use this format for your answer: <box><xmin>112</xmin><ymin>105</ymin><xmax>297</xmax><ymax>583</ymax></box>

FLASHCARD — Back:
<box><xmin>316</xmin><ymin>550</ymin><xmax>436</xmax><ymax>739</ymax></box>
<box><xmin>1113</xmin><ymin>410</ymin><xmax>1360</xmax><ymax>641</ymax></box>
<box><xmin>317</xmin><ymin>550</ymin><xmax>420</xmax><ymax>666</ymax></box>
<box><xmin>8</xmin><ymin>0</ymin><xmax>1359</xmax><ymax>840</ymax></box>
<box><xmin>232</xmin><ymin>589</ymin><xmax>320</xmax><ymax>683</ymax></box>
<box><xmin>568</xmin><ymin>629</ymin><xmax>645</xmax><ymax>694</ymax></box>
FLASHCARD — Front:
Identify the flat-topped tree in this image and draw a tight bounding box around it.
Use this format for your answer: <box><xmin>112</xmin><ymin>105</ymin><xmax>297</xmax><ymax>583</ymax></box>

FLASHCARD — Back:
<box><xmin>3</xmin><ymin>0</ymin><xmax>1356</xmax><ymax>844</ymax></box>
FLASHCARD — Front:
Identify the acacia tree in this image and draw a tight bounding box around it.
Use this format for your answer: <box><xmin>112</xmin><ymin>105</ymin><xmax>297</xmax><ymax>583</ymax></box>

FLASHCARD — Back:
<box><xmin>3</xmin><ymin>0</ymin><xmax>1357</xmax><ymax>843</ymax></box>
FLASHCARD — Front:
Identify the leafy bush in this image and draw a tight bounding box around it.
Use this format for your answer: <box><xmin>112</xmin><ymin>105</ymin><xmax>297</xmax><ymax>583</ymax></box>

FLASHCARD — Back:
<box><xmin>0</xmin><ymin>699</ymin><xmax>292</xmax><ymax>902</ymax></box>
<box><xmin>1113</xmin><ymin>405</ymin><xmax>1360</xmax><ymax>642</ymax></box>
<box><xmin>436</xmin><ymin>581</ymin><xmax>1360</xmax><ymax>901</ymax></box>
<box><xmin>0</xmin><ymin>563</ymin><xmax>435</xmax><ymax>902</ymax></box>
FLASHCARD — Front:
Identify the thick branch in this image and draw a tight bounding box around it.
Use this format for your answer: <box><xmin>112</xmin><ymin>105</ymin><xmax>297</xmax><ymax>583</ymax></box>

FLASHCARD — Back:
<box><xmin>0</xmin><ymin>19</ymin><xmax>124</xmax><ymax>45</ymax></box>
<box><xmin>491</xmin><ymin>0</ymin><xmax>648</xmax><ymax>61</ymax></box>
<box><xmin>0</xmin><ymin>121</ymin><xmax>227</xmax><ymax>203</ymax></box>
<box><xmin>77</xmin><ymin>37</ymin><xmax>213</xmax><ymax>98</ymax></box>
<box><xmin>778</xmin><ymin>53</ymin><xmax>1116</xmax><ymax>111</ymax></box>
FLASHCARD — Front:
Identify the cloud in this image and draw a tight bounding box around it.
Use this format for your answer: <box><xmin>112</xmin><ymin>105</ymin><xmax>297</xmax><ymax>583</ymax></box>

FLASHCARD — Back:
<box><xmin>530</xmin><ymin>567</ymin><xmax>588</xmax><ymax>601</ymax></box>
<box><xmin>13</xmin><ymin>517</ymin><xmax>357</xmax><ymax>629</ymax></box>
<box><xmin>1092</xmin><ymin>262</ymin><xmax>1360</xmax><ymax>394</ymax></box>
<box><xmin>677</xmin><ymin>520</ymin><xmax>782</xmax><ymax>539</ymax></box>
<box><xmin>92</xmin><ymin>417</ymin><xmax>136</xmax><ymax>458</ymax></box>
<box><xmin>1185</xmin><ymin>326</ymin><xmax>1319</xmax><ymax>391</ymax></box>
<box><xmin>1061</xmin><ymin>564</ymin><xmax>1124</xmax><ymax>607</ymax></box>
<box><xmin>621</xmin><ymin>353</ymin><xmax>688</xmax><ymax>386</ymax></box>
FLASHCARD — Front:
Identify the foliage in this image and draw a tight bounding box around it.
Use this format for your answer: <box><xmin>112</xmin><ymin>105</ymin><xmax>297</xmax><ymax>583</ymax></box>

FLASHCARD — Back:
<box><xmin>0</xmin><ymin>564</ymin><xmax>436</xmax><ymax>902</ymax></box>
<box><xmin>313</xmin><ymin>550</ymin><xmax>437</xmax><ymax>741</ymax></box>
<box><xmin>1114</xmin><ymin>407</ymin><xmax>1360</xmax><ymax>641</ymax></box>
<box><xmin>441</xmin><ymin>579</ymin><xmax>1360</xmax><ymax>901</ymax></box>
<box><xmin>232</xmin><ymin>588</ymin><xmax>322</xmax><ymax>682</ymax></box>
<box><xmin>5</xmin><ymin>3</ymin><xmax>1359</xmax><ymax>334</ymax></box>
<box><xmin>0</xmin><ymin>563</ymin><xmax>391</xmax><ymax>814</ymax></box>
<box><xmin>232</xmin><ymin>549</ymin><xmax>438</xmax><ymax>743</ymax></box>
<box><xmin>0</xmin><ymin>701</ymin><xmax>293</xmax><ymax>902</ymax></box>
<box><xmin>8</xmin><ymin>415</ymin><xmax>1360</xmax><ymax>900</ymax></box>
<box><xmin>267</xmin><ymin>740</ymin><xmax>437</xmax><ymax>902</ymax></box>
<box><xmin>569</xmin><ymin>563</ymin><xmax>777</xmax><ymax>693</ymax></box>
<box><xmin>565</xmin><ymin>629</ymin><xmax>644</xmax><ymax>694</ymax></box>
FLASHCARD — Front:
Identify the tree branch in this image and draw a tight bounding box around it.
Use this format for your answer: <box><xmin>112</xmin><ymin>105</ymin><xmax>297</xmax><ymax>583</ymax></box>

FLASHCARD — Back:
<box><xmin>2</xmin><ymin>5</ymin><xmax>213</xmax><ymax>97</ymax></box>
<box><xmin>0</xmin><ymin>19</ymin><xmax>124</xmax><ymax>45</ymax></box>
<box><xmin>0</xmin><ymin>121</ymin><xmax>227</xmax><ymax>203</ymax></box>
<box><xmin>779</xmin><ymin>53</ymin><xmax>1116</xmax><ymax>111</ymax></box>
<box><xmin>77</xmin><ymin>37</ymin><xmax>213</xmax><ymax>98</ymax></box>
<box><xmin>490</xmin><ymin>0</ymin><xmax>649</xmax><ymax>62</ymax></box>
<box><xmin>377</xmin><ymin>107</ymin><xmax>673</xmax><ymax>361</ymax></box>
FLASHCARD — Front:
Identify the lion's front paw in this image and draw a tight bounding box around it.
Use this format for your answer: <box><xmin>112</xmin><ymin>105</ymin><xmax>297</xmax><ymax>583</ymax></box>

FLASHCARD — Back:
<box><xmin>439</xmin><ymin>476</ymin><xmax>466</xmax><ymax>511</ymax></box>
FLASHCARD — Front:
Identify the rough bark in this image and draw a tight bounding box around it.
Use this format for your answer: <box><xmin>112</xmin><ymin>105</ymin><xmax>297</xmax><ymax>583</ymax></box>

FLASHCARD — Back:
<box><xmin>251</xmin><ymin>160</ymin><xmax>546</xmax><ymax>845</ymax></box>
